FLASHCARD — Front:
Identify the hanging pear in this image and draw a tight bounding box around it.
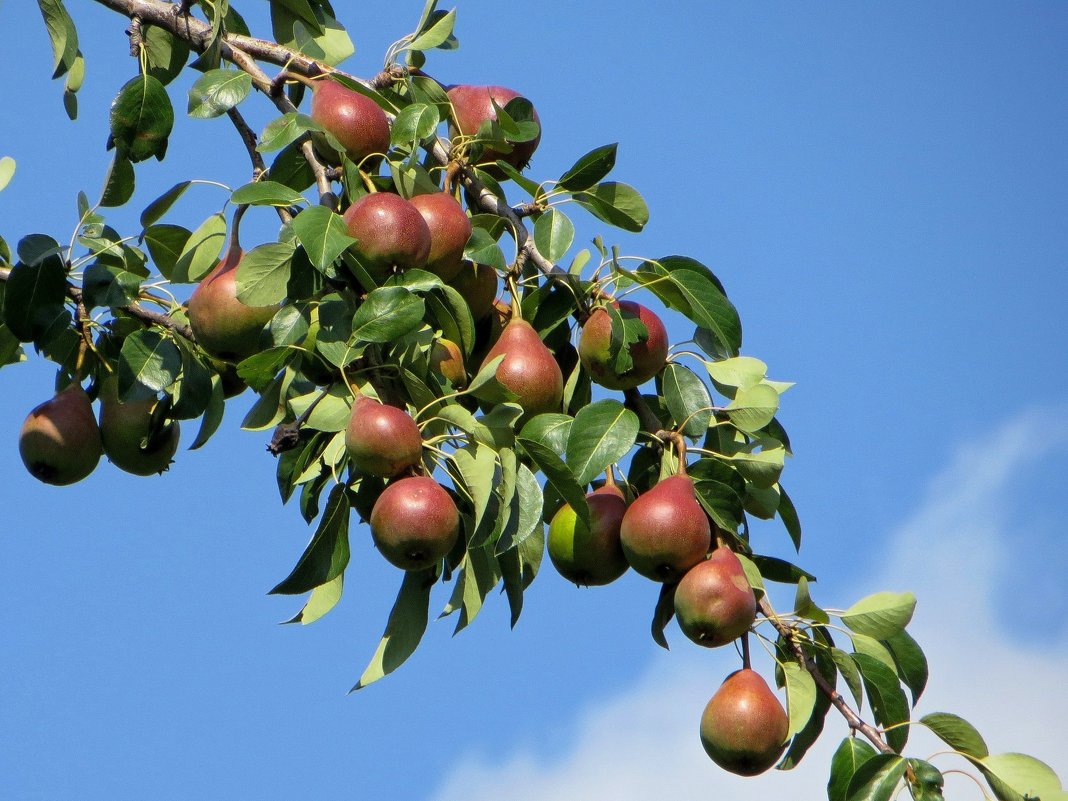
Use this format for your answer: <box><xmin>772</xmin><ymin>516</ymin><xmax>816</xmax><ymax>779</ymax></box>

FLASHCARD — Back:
<box><xmin>619</xmin><ymin>474</ymin><xmax>710</xmax><ymax>582</ymax></box>
<box><xmin>700</xmin><ymin>668</ymin><xmax>789</xmax><ymax>776</ymax></box>
<box><xmin>674</xmin><ymin>548</ymin><xmax>756</xmax><ymax>647</ymax></box>
<box><xmin>19</xmin><ymin>383</ymin><xmax>102</xmax><ymax>485</ymax></box>
<box><xmin>478</xmin><ymin>318</ymin><xmax>562</xmax><ymax>416</ymax></box>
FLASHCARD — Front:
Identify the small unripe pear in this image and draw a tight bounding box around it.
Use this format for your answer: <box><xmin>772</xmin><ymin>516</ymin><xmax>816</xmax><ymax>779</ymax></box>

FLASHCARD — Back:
<box><xmin>478</xmin><ymin>318</ymin><xmax>562</xmax><ymax>416</ymax></box>
<box><xmin>369</xmin><ymin>476</ymin><xmax>460</xmax><ymax>571</ymax></box>
<box><xmin>19</xmin><ymin>384</ymin><xmax>102</xmax><ymax>485</ymax></box>
<box><xmin>700</xmin><ymin>668</ymin><xmax>788</xmax><ymax>776</ymax></box>
<box><xmin>429</xmin><ymin>339</ymin><xmax>466</xmax><ymax>388</ymax></box>
<box><xmin>98</xmin><ymin>375</ymin><xmax>180</xmax><ymax>476</ymax></box>
<box><xmin>447</xmin><ymin>261</ymin><xmax>498</xmax><ymax>321</ymax></box>
<box><xmin>447</xmin><ymin>84</ymin><xmax>541</xmax><ymax>174</ymax></box>
<box><xmin>548</xmin><ymin>484</ymin><xmax>629</xmax><ymax>586</ymax></box>
<box><xmin>343</xmin><ymin>193</ymin><xmax>432</xmax><ymax>279</ymax></box>
<box><xmin>674</xmin><ymin>548</ymin><xmax>756</xmax><ymax>647</ymax></box>
<box><xmin>345</xmin><ymin>394</ymin><xmax>423</xmax><ymax>478</ymax></box>
<box><xmin>309</xmin><ymin>79</ymin><xmax>390</xmax><ymax>165</ymax></box>
<box><xmin>578</xmin><ymin>300</ymin><xmax>669</xmax><ymax>390</ymax></box>
<box><xmin>619</xmin><ymin>475</ymin><xmax>710</xmax><ymax>582</ymax></box>
<box><xmin>409</xmin><ymin>192</ymin><xmax>471</xmax><ymax>281</ymax></box>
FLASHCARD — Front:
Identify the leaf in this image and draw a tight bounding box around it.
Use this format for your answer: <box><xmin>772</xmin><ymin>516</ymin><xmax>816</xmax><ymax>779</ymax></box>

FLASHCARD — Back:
<box><xmin>257</xmin><ymin>112</ymin><xmax>319</xmax><ymax>154</ymax></box>
<box><xmin>844</xmin><ymin>753</ymin><xmax>907</xmax><ymax>801</ymax></box>
<box><xmin>143</xmin><ymin>24</ymin><xmax>189</xmax><ymax>86</ymax></box>
<box><xmin>143</xmin><ymin>224</ymin><xmax>190</xmax><ymax>279</ymax></box>
<box><xmin>0</xmin><ymin>157</ymin><xmax>15</xmax><ymax>193</ymax></box>
<box><xmin>558</xmin><ymin>143</ymin><xmax>617</xmax><ymax>192</ymax></box>
<box><xmin>564</xmin><ymin>399</ymin><xmax>639</xmax><ymax>486</ymax></box>
<box><xmin>231</xmin><ymin>181</ymin><xmax>307</xmax><ymax>207</ymax></box>
<box><xmin>650</xmin><ymin>582</ymin><xmax>676</xmax><ymax>650</ymax></box>
<box><xmin>534</xmin><ymin>209</ymin><xmax>575</xmax><ymax>264</ymax></box>
<box><xmin>353</xmin><ymin>568</ymin><xmax>436</xmax><ymax>690</ymax></box>
<box><xmin>704</xmin><ymin>355</ymin><xmax>768</xmax><ymax>391</ymax></box>
<box><xmin>390</xmin><ymin>103</ymin><xmax>441</xmax><ymax>146</ymax></box>
<box><xmin>269</xmin><ymin>485</ymin><xmax>350</xmax><ymax>594</ymax></box>
<box><xmin>725</xmin><ymin>383</ymin><xmax>779</xmax><ymax>433</ymax></box>
<box><xmin>99</xmin><ymin>153</ymin><xmax>135</xmax><ymax>208</ymax></box>
<box><xmin>234</xmin><ymin>242</ymin><xmax>293</xmax><ymax>306</ymax></box>
<box><xmin>109</xmin><ymin>75</ymin><xmax>173</xmax><ymax>162</ymax></box>
<box><xmin>139</xmin><ymin>181</ymin><xmax>192</xmax><ymax>227</ymax></box>
<box><xmin>1</xmin><ymin>260</ymin><xmax>68</xmax><ymax>342</ymax></box>
<box><xmin>778</xmin><ymin>485</ymin><xmax>802</xmax><ymax>550</ymax></box>
<box><xmin>660</xmin><ymin>363</ymin><xmax>712</xmax><ymax>438</ymax></box>
<box><xmin>172</xmin><ymin>213</ymin><xmax>227</xmax><ymax>283</ymax></box>
<box><xmin>37</xmin><ymin>0</ymin><xmax>79</xmax><ymax>79</ymax></box>
<box><xmin>976</xmin><ymin>753</ymin><xmax>1064</xmax><ymax>801</ymax></box>
<box><xmin>841</xmin><ymin>592</ymin><xmax>916</xmax><ymax>640</ymax></box>
<box><xmin>517</xmin><ymin>437</ymin><xmax>590</xmax><ymax>528</ymax></box>
<box><xmin>463</xmin><ymin>227</ymin><xmax>508</xmax><ymax>270</ymax></box>
<box><xmin>747</xmin><ymin>554</ymin><xmax>815</xmax><ymax>584</ymax></box>
<box><xmin>920</xmin><ymin>713</ymin><xmax>989</xmax><ymax>759</ymax></box>
<box><xmin>793</xmin><ymin>576</ymin><xmax>829</xmax><ymax>624</ymax></box>
<box><xmin>350</xmin><ymin>287</ymin><xmax>425</xmax><ymax>343</ymax></box>
<box><xmin>290</xmin><ymin>206</ymin><xmax>355</xmax><ymax>272</ymax></box>
<box><xmin>119</xmin><ymin>329</ymin><xmax>182</xmax><ymax>395</ymax></box>
<box><xmin>408</xmin><ymin>8</ymin><xmax>456</xmax><ymax>50</ymax></box>
<box><xmin>285</xmin><ymin>573</ymin><xmax>344</xmax><ymax>625</ymax></box>
<box><xmin>884</xmin><ymin>629</ymin><xmax>928</xmax><ymax>705</ymax></box>
<box><xmin>187</xmin><ymin>68</ymin><xmax>252</xmax><ymax>119</ymax></box>
<box><xmin>573</xmin><ymin>181</ymin><xmax>649</xmax><ymax>232</ymax></box>
<box><xmin>830</xmin><ymin>648</ymin><xmax>864</xmax><ymax>710</ymax></box>
<box><xmin>781</xmin><ymin>661</ymin><xmax>817</xmax><ymax>740</ymax></box>
<box><xmin>852</xmin><ymin>653</ymin><xmax>910</xmax><ymax>753</ymax></box>
<box><xmin>453</xmin><ymin>444</ymin><xmax>500</xmax><ymax>545</ymax></box>
<box><xmin>827</xmin><ymin>736</ymin><xmax>878</xmax><ymax>801</ymax></box>
<box><xmin>189</xmin><ymin>375</ymin><xmax>225</xmax><ymax>450</ymax></box>
<box><xmin>519</xmin><ymin>413</ymin><xmax>573</xmax><ymax>457</ymax></box>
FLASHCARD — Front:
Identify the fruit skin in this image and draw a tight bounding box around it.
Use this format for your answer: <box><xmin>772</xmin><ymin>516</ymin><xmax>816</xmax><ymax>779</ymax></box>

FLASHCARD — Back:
<box><xmin>447</xmin><ymin>261</ymin><xmax>498</xmax><ymax>321</ymax></box>
<box><xmin>309</xmin><ymin>79</ymin><xmax>390</xmax><ymax>165</ymax></box>
<box><xmin>19</xmin><ymin>384</ymin><xmax>102</xmax><ymax>486</ymax></box>
<box><xmin>345</xmin><ymin>394</ymin><xmax>423</xmax><ymax>478</ymax></box>
<box><xmin>447</xmin><ymin>84</ymin><xmax>541</xmax><ymax>173</ymax></box>
<box><xmin>429</xmin><ymin>339</ymin><xmax>466</xmax><ymax>388</ymax></box>
<box><xmin>369</xmin><ymin>476</ymin><xmax>460</xmax><ymax>571</ymax></box>
<box><xmin>98</xmin><ymin>376</ymin><xmax>180</xmax><ymax>476</ymax></box>
<box><xmin>548</xmin><ymin>484</ymin><xmax>629</xmax><ymax>586</ymax></box>
<box><xmin>187</xmin><ymin>243</ymin><xmax>278</xmax><ymax>361</ymax></box>
<box><xmin>700</xmin><ymin>668</ymin><xmax>789</xmax><ymax>776</ymax></box>
<box><xmin>619</xmin><ymin>474</ymin><xmax>710</xmax><ymax>582</ymax></box>
<box><xmin>478</xmin><ymin>318</ymin><xmax>562</xmax><ymax>416</ymax></box>
<box><xmin>409</xmin><ymin>193</ymin><xmax>471</xmax><ymax>281</ymax></box>
<box><xmin>578</xmin><ymin>300</ymin><xmax>669</xmax><ymax>390</ymax></box>
<box><xmin>342</xmin><ymin>193</ymin><xmax>432</xmax><ymax>279</ymax></box>
<box><xmin>674</xmin><ymin>548</ymin><xmax>756</xmax><ymax>647</ymax></box>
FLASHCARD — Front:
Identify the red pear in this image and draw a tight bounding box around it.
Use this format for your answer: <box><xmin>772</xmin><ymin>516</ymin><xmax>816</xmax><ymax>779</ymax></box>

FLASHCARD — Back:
<box><xmin>700</xmin><ymin>668</ymin><xmax>789</xmax><ymax>776</ymax></box>
<box><xmin>345</xmin><ymin>394</ymin><xmax>423</xmax><ymax>478</ymax></box>
<box><xmin>309</xmin><ymin>78</ymin><xmax>390</xmax><ymax>166</ymax></box>
<box><xmin>478</xmin><ymin>318</ymin><xmax>562</xmax><ymax>416</ymax></box>
<box><xmin>429</xmin><ymin>339</ymin><xmax>466</xmax><ymax>389</ymax></box>
<box><xmin>547</xmin><ymin>484</ymin><xmax>629</xmax><ymax>586</ymax></box>
<box><xmin>369</xmin><ymin>476</ymin><xmax>460</xmax><ymax>571</ymax></box>
<box><xmin>447</xmin><ymin>261</ymin><xmax>498</xmax><ymax>321</ymax></box>
<box><xmin>578</xmin><ymin>300</ymin><xmax>669</xmax><ymax>390</ymax></box>
<box><xmin>409</xmin><ymin>193</ymin><xmax>471</xmax><ymax>281</ymax></box>
<box><xmin>342</xmin><ymin>192</ymin><xmax>432</xmax><ymax>279</ymax></box>
<box><xmin>674</xmin><ymin>548</ymin><xmax>757</xmax><ymax>647</ymax></box>
<box><xmin>619</xmin><ymin>475</ymin><xmax>710</xmax><ymax>582</ymax></box>
<box><xmin>447</xmin><ymin>84</ymin><xmax>541</xmax><ymax>174</ymax></box>
<box><xmin>19</xmin><ymin>384</ymin><xmax>102</xmax><ymax>485</ymax></box>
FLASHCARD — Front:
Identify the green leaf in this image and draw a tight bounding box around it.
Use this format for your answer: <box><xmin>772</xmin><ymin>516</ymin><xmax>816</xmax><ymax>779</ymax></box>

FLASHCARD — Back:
<box><xmin>747</xmin><ymin>554</ymin><xmax>815</xmax><ymax>584</ymax></box>
<box><xmin>1</xmin><ymin>260</ymin><xmax>68</xmax><ymax>342</ymax></box>
<box><xmin>269</xmin><ymin>485</ymin><xmax>350</xmax><ymax>594</ymax></box>
<box><xmin>831</xmin><ymin>648</ymin><xmax>865</xmax><ymax>710</ymax></box>
<box><xmin>143</xmin><ymin>24</ymin><xmax>189</xmax><ymax>86</ymax></box>
<box><xmin>231</xmin><ymin>181</ymin><xmax>307</xmax><ymax>207</ymax></box>
<box><xmin>704</xmin><ymin>355</ymin><xmax>767</xmax><ymax>391</ymax></box>
<box><xmin>109</xmin><ymin>75</ymin><xmax>173</xmax><ymax>162</ymax></box>
<box><xmin>519</xmin><ymin>413</ymin><xmax>573</xmax><ymax>456</ymax></box>
<box><xmin>976</xmin><ymin>753</ymin><xmax>1064</xmax><ymax>801</ymax></box>
<box><xmin>720</xmin><ymin>446</ymin><xmax>785</xmax><ymax>488</ymax></box>
<box><xmin>233</xmin><ymin>243</ymin><xmax>293</xmax><ymax>306</ymax></box>
<box><xmin>841</xmin><ymin>592</ymin><xmax>916</xmax><ymax>640</ymax></box>
<box><xmin>778</xmin><ymin>485</ymin><xmax>802</xmax><ymax>550</ymax></box>
<box><xmin>463</xmin><ymin>227</ymin><xmax>508</xmax><ymax>270</ymax></box>
<box><xmin>172</xmin><ymin>213</ymin><xmax>227</xmax><ymax>283</ymax></box>
<box><xmin>408</xmin><ymin>8</ymin><xmax>456</xmax><ymax>50</ymax></box>
<box><xmin>884</xmin><ymin>629</ymin><xmax>928</xmax><ymax>705</ymax></box>
<box><xmin>691</xmin><ymin>478</ymin><xmax>744</xmax><ymax>533</ymax></box>
<box><xmin>919</xmin><ymin>713</ymin><xmax>988</xmax><ymax>758</ymax></box>
<box><xmin>558</xmin><ymin>143</ymin><xmax>617</xmax><ymax>192</ymax></box>
<box><xmin>844</xmin><ymin>753</ymin><xmax>907</xmax><ymax>801</ymax></box>
<box><xmin>390</xmin><ymin>102</ymin><xmax>441</xmax><ymax>146</ymax></box>
<box><xmin>353</xmin><ymin>568</ymin><xmax>436</xmax><ymax>690</ymax></box>
<box><xmin>533</xmin><ymin>209</ymin><xmax>575</xmax><ymax>264</ymax></box>
<box><xmin>187</xmin><ymin>68</ymin><xmax>252</xmax><ymax>119</ymax></box>
<box><xmin>782</xmin><ymin>661</ymin><xmax>817</xmax><ymax>740</ymax></box>
<box><xmin>725</xmin><ymin>383</ymin><xmax>779</xmax><ymax>433</ymax></box>
<box><xmin>828</xmin><ymin>736</ymin><xmax>879</xmax><ymax>801</ymax></box>
<box><xmin>517</xmin><ymin>436</ymin><xmax>590</xmax><ymax>528</ymax></box>
<box><xmin>493</xmin><ymin>159</ymin><xmax>544</xmax><ymax>198</ymax></box>
<box><xmin>37</xmin><ymin>0</ymin><xmax>79</xmax><ymax>79</ymax></box>
<box><xmin>143</xmin><ymin>224</ymin><xmax>190</xmax><ymax>279</ymax></box>
<box><xmin>852</xmin><ymin>653</ymin><xmax>910</xmax><ymax>753</ymax></box>
<box><xmin>793</xmin><ymin>576</ymin><xmax>829</xmax><ymax>624</ymax></box>
<box><xmin>499</xmin><ymin>462</ymin><xmax>543</xmax><ymax>552</ymax></box>
<box><xmin>564</xmin><ymin>399</ymin><xmax>639</xmax><ymax>486</ymax></box>
<box><xmin>285</xmin><ymin>573</ymin><xmax>344</xmax><ymax>625</ymax></box>
<box><xmin>650</xmin><ymin>582</ymin><xmax>676</xmax><ymax>650</ymax></box>
<box><xmin>189</xmin><ymin>375</ymin><xmax>225</xmax><ymax>450</ymax></box>
<box><xmin>660</xmin><ymin>363</ymin><xmax>712</xmax><ymax>438</ymax></box>
<box><xmin>290</xmin><ymin>206</ymin><xmax>356</xmax><ymax>272</ymax></box>
<box><xmin>453</xmin><ymin>443</ymin><xmax>500</xmax><ymax>546</ymax></box>
<box><xmin>257</xmin><ymin>112</ymin><xmax>319</xmax><ymax>154</ymax></box>
<box><xmin>573</xmin><ymin>182</ymin><xmax>649</xmax><ymax>232</ymax></box>
<box><xmin>119</xmin><ymin>329</ymin><xmax>182</xmax><ymax>395</ymax></box>
<box><xmin>0</xmin><ymin>157</ymin><xmax>15</xmax><ymax>193</ymax></box>
<box><xmin>634</xmin><ymin>257</ymin><xmax>741</xmax><ymax>355</ymax></box>
<box><xmin>99</xmin><ymin>152</ymin><xmax>135</xmax><ymax>208</ymax></box>
<box><xmin>140</xmin><ymin>181</ymin><xmax>192</xmax><ymax>228</ymax></box>
<box><xmin>350</xmin><ymin>287</ymin><xmax>425</xmax><ymax>343</ymax></box>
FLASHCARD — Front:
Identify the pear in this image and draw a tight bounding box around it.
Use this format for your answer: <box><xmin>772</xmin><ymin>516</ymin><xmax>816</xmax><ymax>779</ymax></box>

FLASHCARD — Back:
<box><xmin>19</xmin><ymin>384</ymin><xmax>102</xmax><ymax>485</ymax></box>
<box><xmin>478</xmin><ymin>317</ymin><xmax>562</xmax><ymax>416</ymax></box>
<box><xmin>578</xmin><ymin>300</ymin><xmax>669</xmax><ymax>390</ymax></box>
<box><xmin>619</xmin><ymin>475</ymin><xmax>710</xmax><ymax>582</ymax></box>
<box><xmin>186</xmin><ymin>237</ymin><xmax>278</xmax><ymax>361</ymax></box>
<box><xmin>674</xmin><ymin>548</ymin><xmax>756</xmax><ymax>647</ymax></box>
<box><xmin>98</xmin><ymin>375</ymin><xmax>180</xmax><ymax>476</ymax></box>
<box><xmin>700</xmin><ymin>668</ymin><xmax>789</xmax><ymax>776</ymax></box>
<box><xmin>429</xmin><ymin>338</ymin><xmax>466</xmax><ymax>389</ymax></box>
<box><xmin>447</xmin><ymin>84</ymin><xmax>541</xmax><ymax>174</ymax></box>
<box><xmin>309</xmin><ymin>78</ymin><xmax>390</xmax><ymax>166</ymax></box>
<box><xmin>547</xmin><ymin>484</ymin><xmax>629</xmax><ymax>586</ymax></box>
<box><xmin>447</xmin><ymin>261</ymin><xmax>498</xmax><ymax>321</ymax></box>
<box><xmin>342</xmin><ymin>192</ymin><xmax>432</xmax><ymax>280</ymax></box>
<box><xmin>345</xmin><ymin>394</ymin><xmax>423</xmax><ymax>478</ymax></box>
<box><xmin>369</xmin><ymin>476</ymin><xmax>460</xmax><ymax>571</ymax></box>
<box><xmin>409</xmin><ymin>192</ymin><xmax>471</xmax><ymax>281</ymax></box>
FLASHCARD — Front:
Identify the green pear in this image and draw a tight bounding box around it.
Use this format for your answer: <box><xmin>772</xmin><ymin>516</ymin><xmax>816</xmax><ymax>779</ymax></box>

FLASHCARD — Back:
<box><xmin>98</xmin><ymin>375</ymin><xmax>180</xmax><ymax>476</ymax></box>
<box><xmin>548</xmin><ymin>484</ymin><xmax>629</xmax><ymax>586</ymax></box>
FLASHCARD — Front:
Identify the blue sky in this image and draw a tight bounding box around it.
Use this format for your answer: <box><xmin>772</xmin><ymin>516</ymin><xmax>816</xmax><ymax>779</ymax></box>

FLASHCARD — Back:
<box><xmin>1</xmin><ymin>2</ymin><xmax>1066</xmax><ymax>799</ymax></box>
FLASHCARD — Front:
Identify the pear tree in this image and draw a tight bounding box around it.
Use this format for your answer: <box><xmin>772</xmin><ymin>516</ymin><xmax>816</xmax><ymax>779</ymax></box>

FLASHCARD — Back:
<box><xmin>3</xmin><ymin>2</ymin><xmax>1065</xmax><ymax>799</ymax></box>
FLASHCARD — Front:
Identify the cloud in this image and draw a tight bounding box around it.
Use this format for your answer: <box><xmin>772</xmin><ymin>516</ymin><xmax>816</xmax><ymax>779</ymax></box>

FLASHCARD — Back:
<box><xmin>428</xmin><ymin>408</ymin><xmax>1068</xmax><ymax>801</ymax></box>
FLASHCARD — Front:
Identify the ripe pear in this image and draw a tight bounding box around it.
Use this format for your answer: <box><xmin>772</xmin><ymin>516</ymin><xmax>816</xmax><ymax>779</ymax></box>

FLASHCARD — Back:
<box><xmin>186</xmin><ymin>238</ymin><xmax>278</xmax><ymax>361</ymax></box>
<box><xmin>578</xmin><ymin>300</ymin><xmax>669</xmax><ymax>390</ymax></box>
<box><xmin>548</xmin><ymin>484</ymin><xmax>629</xmax><ymax>586</ymax></box>
<box><xmin>478</xmin><ymin>317</ymin><xmax>562</xmax><ymax>416</ymax></box>
<box><xmin>345</xmin><ymin>394</ymin><xmax>423</xmax><ymax>478</ymax></box>
<box><xmin>447</xmin><ymin>261</ymin><xmax>498</xmax><ymax>321</ymax></box>
<box><xmin>619</xmin><ymin>475</ymin><xmax>710</xmax><ymax>582</ymax></box>
<box><xmin>674</xmin><ymin>548</ymin><xmax>756</xmax><ymax>647</ymax></box>
<box><xmin>98</xmin><ymin>375</ymin><xmax>180</xmax><ymax>476</ymax></box>
<box><xmin>369</xmin><ymin>476</ymin><xmax>460</xmax><ymax>571</ymax></box>
<box><xmin>309</xmin><ymin>78</ymin><xmax>390</xmax><ymax>166</ymax></box>
<box><xmin>342</xmin><ymin>192</ymin><xmax>432</xmax><ymax>279</ymax></box>
<box><xmin>19</xmin><ymin>384</ymin><xmax>102</xmax><ymax>485</ymax></box>
<box><xmin>447</xmin><ymin>84</ymin><xmax>541</xmax><ymax>173</ymax></box>
<box><xmin>429</xmin><ymin>338</ymin><xmax>466</xmax><ymax>388</ymax></box>
<box><xmin>700</xmin><ymin>668</ymin><xmax>789</xmax><ymax>776</ymax></box>
<box><xmin>409</xmin><ymin>192</ymin><xmax>471</xmax><ymax>281</ymax></box>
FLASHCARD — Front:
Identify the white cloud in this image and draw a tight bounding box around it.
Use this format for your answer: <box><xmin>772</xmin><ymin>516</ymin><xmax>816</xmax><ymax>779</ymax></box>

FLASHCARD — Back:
<box><xmin>428</xmin><ymin>408</ymin><xmax>1068</xmax><ymax>801</ymax></box>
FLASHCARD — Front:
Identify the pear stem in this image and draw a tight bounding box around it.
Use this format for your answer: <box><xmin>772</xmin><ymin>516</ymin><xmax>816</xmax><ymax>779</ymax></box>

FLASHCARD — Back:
<box><xmin>741</xmin><ymin>632</ymin><xmax>751</xmax><ymax>669</ymax></box>
<box><xmin>359</xmin><ymin>170</ymin><xmax>378</xmax><ymax>194</ymax></box>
